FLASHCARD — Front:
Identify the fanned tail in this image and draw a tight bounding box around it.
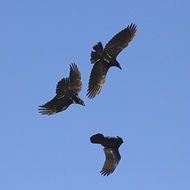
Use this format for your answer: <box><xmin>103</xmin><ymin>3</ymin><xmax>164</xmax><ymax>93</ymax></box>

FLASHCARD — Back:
<box><xmin>90</xmin><ymin>42</ymin><xmax>103</xmax><ymax>64</ymax></box>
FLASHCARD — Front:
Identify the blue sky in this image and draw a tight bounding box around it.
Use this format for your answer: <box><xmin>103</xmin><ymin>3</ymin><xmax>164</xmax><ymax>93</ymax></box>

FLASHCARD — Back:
<box><xmin>0</xmin><ymin>0</ymin><xmax>190</xmax><ymax>189</ymax></box>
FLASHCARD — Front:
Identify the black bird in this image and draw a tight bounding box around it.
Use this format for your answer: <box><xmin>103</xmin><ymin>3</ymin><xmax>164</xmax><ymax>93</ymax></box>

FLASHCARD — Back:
<box><xmin>39</xmin><ymin>63</ymin><xmax>85</xmax><ymax>115</ymax></box>
<box><xmin>90</xmin><ymin>133</ymin><xmax>123</xmax><ymax>176</ymax></box>
<box><xmin>87</xmin><ymin>23</ymin><xmax>137</xmax><ymax>98</ymax></box>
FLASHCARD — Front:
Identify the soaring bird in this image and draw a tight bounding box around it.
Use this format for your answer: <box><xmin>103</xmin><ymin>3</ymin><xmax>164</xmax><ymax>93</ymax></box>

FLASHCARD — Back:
<box><xmin>90</xmin><ymin>133</ymin><xmax>123</xmax><ymax>176</ymax></box>
<box><xmin>87</xmin><ymin>23</ymin><xmax>137</xmax><ymax>99</ymax></box>
<box><xmin>39</xmin><ymin>63</ymin><xmax>85</xmax><ymax>115</ymax></box>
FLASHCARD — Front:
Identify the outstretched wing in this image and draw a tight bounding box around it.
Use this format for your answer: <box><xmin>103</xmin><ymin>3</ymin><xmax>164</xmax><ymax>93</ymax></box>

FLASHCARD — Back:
<box><xmin>56</xmin><ymin>63</ymin><xmax>82</xmax><ymax>97</ymax></box>
<box><xmin>90</xmin><ymin>133</ymin><xmax>105</xmax><ymax>144</ymax></box>
<box><xmin>38</xmin><ymin>96</ymin><xmax>70</xmax><ymax>115</ymax></box>
<box><xmin>104</xmin><ymin>23</ymin><xmax>137</xmax><ymax>58</ymax></box>
<box><xmin>100</xmin><ymin>148</ymin><xmax>121</xmax><ymax>176</ymax></box>
<box><xmin>90</xmin><ymin>133</ymin><xmax>123</xmax><ymax>148</ymax></box>
<box><xmin>56</xmin><ymin>77</ymin><xmax>70</xmax><ymax>97</ymax></box>
<box><xmin>87</xmin><ymin>62</ymin><xmax>108</xmax><ymax>99</ymax></box>
<box><xmin>38</xmin><ymin>98</ymin><xmax>58</xmax><ymax>115</ymax></box>
<box><xmin>69</xmin><ymin>63</ymin><xmax>82</xmax><ymax>93</ymax></box>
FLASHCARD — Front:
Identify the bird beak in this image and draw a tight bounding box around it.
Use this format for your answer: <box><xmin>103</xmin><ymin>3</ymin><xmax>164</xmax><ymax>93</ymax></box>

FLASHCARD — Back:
<box><xmin>117</xmin><ymin>63</ymin><xmax>122</xmax><ymax>70</ymax></box>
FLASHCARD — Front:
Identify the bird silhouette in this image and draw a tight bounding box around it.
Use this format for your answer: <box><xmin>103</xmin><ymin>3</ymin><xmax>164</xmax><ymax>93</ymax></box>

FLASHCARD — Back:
<box><xmin>90</xmin><ymin>133</ymin><xmax>123</xmax><ymax>176</ymax></box>
<box><xmin>87</xmin><ymin>23</ymin><xmax>137</xmax><ymax>99</ymax></box>
<box><xmin>39</xmin><ymin>63</ymin><xmax>85</xmax><ymax>115</ymax></box>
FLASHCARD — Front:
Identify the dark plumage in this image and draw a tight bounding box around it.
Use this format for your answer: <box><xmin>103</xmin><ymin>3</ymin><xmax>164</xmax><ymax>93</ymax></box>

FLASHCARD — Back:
<box><xmin>90</xmin><ymin>133</ymin><xmax>123</xmax><ymax>176</ymax></box>
<box><xmin>39</xmin><ymin>63</ymin><xmax>85</xmax><ymax>115</ymax></box>
<box><xmin>87</xmin><ymin>23</ymin><xmax>137</xmax><ymax>98</ymax></box>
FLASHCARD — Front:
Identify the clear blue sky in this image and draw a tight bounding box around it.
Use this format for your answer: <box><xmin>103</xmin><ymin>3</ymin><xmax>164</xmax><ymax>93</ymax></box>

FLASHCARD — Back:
<box><xmin>0</xmin><ymin>0</ymin><xmax>190</xmax><ymax>189</ymax></box>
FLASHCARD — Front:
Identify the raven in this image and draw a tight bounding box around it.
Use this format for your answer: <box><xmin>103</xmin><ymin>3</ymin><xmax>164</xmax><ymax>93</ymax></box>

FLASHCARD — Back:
<box><xmin>90</xmin><ymin>133</ymin><xmax>123</xmax><ymax>176</ymax></box>
<box><xmin>39</xmin><ymin>63</ymin><xmax>85</xmax><ymax>115</ymax></box>
<box><xmin>87</xmin><ymin>23</ymin><xmax>137</xmax><ymax>98</ymax></box>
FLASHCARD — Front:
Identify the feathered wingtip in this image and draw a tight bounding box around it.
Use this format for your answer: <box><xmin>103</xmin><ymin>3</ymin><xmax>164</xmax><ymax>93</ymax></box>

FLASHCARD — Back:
<box><xmin>90</xmin><ymin>42</ymin><xmax>103</xmax><ymax>64</ymax></box>
<box><xmin>90</xmin><ymin>133</ymin><xmax>105</xmax><ymax>144</ymax></box>
<box><xmin>127</xmin><ymin>23</ymin><xmax>137</xmax><ymax>40</ymax></box>
<box><xmin>38</xmin><ymin>105</ymin><xmax>56</xmax><ymax>115</ymax></box>
<box><xmin>100</xmin><ymin>169</ymin><xmax>114</xmax><ymax>176</ymax></box>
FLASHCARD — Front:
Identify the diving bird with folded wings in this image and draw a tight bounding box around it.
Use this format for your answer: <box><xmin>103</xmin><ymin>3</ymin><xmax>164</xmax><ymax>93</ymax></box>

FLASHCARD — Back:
<box><xmin>39</xmin><ymin>63</ymin><xmax>85</xmax><ymax>115</ymax></box>
<box><xmin>90</xmin><ymin>133</ymin><xmax>123</xmax><ymax>176</ymax></box>
<box><xmin>87</xmin><ymin>23</ymin><xmax>137</xmax><ymax>99</ymax></box>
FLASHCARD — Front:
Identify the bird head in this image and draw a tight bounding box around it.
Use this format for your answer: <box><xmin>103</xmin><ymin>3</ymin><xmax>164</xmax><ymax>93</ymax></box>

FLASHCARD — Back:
<box><xmin>77</xmin><ymin>98</ymin><xmax>85</xmax><ymax>106</ymax></box>
<box><xmin>72</xmin><ymin>93</ymin><xmax>85</xmax><ymax>106</ymax></box>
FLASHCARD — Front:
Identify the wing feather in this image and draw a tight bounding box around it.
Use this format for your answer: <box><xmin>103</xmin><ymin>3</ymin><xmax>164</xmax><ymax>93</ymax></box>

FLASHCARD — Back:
<box><xmin>100</xmin><ymin>148</ymin><xmax>121</xmax><ymax>176</ymax></box>
<box><xmin>105</xmin><ymin>23</ymin><xmax>137</xmax><ymax>57</ymax></box>
<box><xmin>56</xmin><ymin>77</ymin><xmax>70</xmax><ymax>97</ymax></box>
<box><xmin>56</xmin><ymin>63</ymin><xmax>82</xmax><ymax>97</ymax></box>
<box><xmin>38</xmin><ymin>96</ymin><xmax>69</xmax><ymax>115</ymax></box>
<box><xmin>87</xmin><ymin>62</ymin><xmax>108</xmax><ymax>99</ymax></box>
<box><xmin>69</xmin><ymin>63</ymin><xmax>82</xmax><ymax>93</ymax></box>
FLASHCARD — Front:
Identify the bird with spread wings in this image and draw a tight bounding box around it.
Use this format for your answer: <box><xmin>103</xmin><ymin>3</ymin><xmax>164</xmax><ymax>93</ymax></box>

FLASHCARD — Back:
<box><xmin>90</xmin><ymin>133</ymin><xmax>123</xmax><ymax>176</ymax></box>
<box><xmin>87</xmin><ymin>23</ymin><xmax>137</xmax><ymax>99</ymax></box>
<box><xmin>39</xmin><ymin>63</ymin><xmax>85</xmax><ymax>115</ymax></box>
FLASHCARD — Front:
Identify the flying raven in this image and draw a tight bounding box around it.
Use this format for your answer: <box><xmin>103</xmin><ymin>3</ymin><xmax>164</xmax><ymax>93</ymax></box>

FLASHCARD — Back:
<box><xmin>87</xmin><ymin>23</ymin><xmax>137</xmax><ymax>98</ymax></box>
<box><xmin>39</xmin><ymin>63</ymin><xmax>85</xmax><ymax>115</ymax></box>
<box><xmin>90</xmin><ymin>133</ymin><xmax>123</xmax><ymax>176</ymax></box>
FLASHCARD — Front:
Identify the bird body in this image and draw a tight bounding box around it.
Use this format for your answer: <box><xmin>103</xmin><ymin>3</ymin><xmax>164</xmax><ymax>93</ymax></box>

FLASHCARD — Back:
<box><xmin>87</xmin><ymin>23</ymin><xmax>137</xmax><ymax>99</ymax></box>
<box><xmin>90</xmin><ymin>133</ymin><xmax>123</xmax><ymax>176</ymax></box>
<box><xmin>39</xmin><ymin>63</ymin><xmax>85</xmax><ymax>115</ymax></box>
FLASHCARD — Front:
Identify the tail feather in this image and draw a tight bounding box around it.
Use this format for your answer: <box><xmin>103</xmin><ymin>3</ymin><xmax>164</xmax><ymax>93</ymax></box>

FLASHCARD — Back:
<box><xmin>90</xmin><ymin>133</ymin><xmax>105</xmax><ymax>144</ymax></box>
<box><xmin>90</xmin><ymin>42</ymin><xmax>103</xmax><ymax>64</ymax></box>
<box><xmin>93</xmin><ymin>42</ymin><xmax>103</xmax><ymax>52</ymax></box>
